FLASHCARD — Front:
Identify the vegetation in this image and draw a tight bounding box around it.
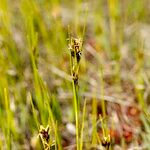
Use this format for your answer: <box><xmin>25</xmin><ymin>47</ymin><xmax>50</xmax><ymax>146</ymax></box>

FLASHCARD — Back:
<box><xmin>0</xmin><ymin>0</ymin><xmax>150</xmax><ymax>149</ymax></box>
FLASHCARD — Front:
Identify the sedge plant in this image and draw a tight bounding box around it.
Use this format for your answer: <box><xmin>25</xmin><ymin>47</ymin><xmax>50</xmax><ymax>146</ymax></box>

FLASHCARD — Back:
<box><xmin>68</xmin><ymin>36</ymin><xmax>83</xmax><ymax>150</ymax></box>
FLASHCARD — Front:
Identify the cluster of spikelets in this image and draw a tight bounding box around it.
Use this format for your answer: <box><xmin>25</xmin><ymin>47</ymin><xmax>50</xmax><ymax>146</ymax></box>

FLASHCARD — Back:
<box><xmin>68</xmin><ymin>37</ymin><xmax>83</xmax><ymax>86</ymax></box>
<box><xmin>39</xmin><ymin>125</ymin><xmax>55</xmax><ymax>150</ymax></box>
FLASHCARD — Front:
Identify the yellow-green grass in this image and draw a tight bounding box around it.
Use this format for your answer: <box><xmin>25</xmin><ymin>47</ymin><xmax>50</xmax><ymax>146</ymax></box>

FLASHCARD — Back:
<box><xmin>0</xmin><ymin>0</ymin><xmax>150</xmax><ymax>149</ymax></box>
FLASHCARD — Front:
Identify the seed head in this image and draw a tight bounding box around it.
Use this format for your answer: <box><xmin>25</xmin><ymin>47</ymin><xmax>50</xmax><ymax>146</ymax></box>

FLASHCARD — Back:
<box><xmin>39</xmin><ymin>125</ymin><xmax>50</xmax><ymax>149</ymax></box>
<box><xmin>102</xmin><ymin>134</ymin><xmax>111</xmax><ymax>148</ymax></box>
<box><xmin>69</xmin><ymin>37</ymin><xmax>83</xmax><ymax>66</ymax></box>
<box><xmin>69</xmin><ymin>38</ymin><xmax>82</xmax><ymax>52</ymax></box>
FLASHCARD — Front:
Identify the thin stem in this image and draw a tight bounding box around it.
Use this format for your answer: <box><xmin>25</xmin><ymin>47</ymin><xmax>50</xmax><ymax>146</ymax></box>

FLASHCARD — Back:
<box><xmin>72</xmin><ymin>80</ymin><xmax>80</xmax><ymax>150</ymax></box>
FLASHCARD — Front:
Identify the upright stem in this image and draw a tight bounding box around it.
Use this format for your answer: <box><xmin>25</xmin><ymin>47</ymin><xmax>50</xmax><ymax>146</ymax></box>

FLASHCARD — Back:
<box><xmin>72</xmin><ymin>81</ymin><xmax>79</xmax><ymax>150</ymax></box>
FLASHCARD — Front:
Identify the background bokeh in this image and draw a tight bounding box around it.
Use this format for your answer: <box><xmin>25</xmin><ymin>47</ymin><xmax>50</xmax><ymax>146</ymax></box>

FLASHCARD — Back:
<box><xmin>0</xmin><ymin>0</ymin><xmax>150</xmax><ymax>149</ymax></box>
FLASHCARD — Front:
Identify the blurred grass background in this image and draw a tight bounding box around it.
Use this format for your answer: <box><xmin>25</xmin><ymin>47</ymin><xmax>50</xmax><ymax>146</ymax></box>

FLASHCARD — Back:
<box><xmin>0</xmin><ymin>0</ymin><xmax>150</xmax><ymax>149</ymax></box>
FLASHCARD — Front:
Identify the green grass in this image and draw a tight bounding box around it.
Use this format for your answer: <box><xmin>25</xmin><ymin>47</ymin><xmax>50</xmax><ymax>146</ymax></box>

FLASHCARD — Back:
<box><xmin>0</xmin><ymin>0</ymin><xmax>150</xmax><ymax>149</ymax></box>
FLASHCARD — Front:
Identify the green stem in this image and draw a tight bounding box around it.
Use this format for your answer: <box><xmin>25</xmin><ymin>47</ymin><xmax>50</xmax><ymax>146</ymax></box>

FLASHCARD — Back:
<box><xmin>72</xmin><ymin>81</ymin><xmax>80</xmax><ymax>150</ymax></box>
